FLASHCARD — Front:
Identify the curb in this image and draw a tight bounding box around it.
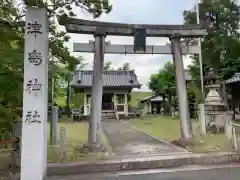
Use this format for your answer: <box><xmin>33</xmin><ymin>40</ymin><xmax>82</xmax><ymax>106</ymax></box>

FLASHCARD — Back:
<box><xmin>120</xmin><ymin>120</ymin><xmax>188</xmax><ymax>153</ymax></box>
<box><xmin>47</xmin><ymin>152</ymin><xmax>240</xmax><ymax>175</ymax></box>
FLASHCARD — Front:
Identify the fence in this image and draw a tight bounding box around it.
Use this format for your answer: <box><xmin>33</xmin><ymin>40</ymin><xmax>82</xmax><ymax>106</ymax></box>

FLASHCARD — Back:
<box><xmin>0</xmin><ymin>118</ymin><xmax>22</xmax><ymax>169</ymax></box>
<box><xmin>230</xmin><ymin>122</ymin><xmax>240</xmax><ymax>150</ymax></box>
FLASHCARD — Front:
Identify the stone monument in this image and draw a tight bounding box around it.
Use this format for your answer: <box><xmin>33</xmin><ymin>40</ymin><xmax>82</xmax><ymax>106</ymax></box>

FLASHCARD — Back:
<box><xmin>21</xmin><ymin>7</ymin><xmax>48</xmax><ymax>180</ymax></box>
<box><xmin>204</xmin><ymin>72</ymin><xmax>232</xmax><ymax>133</ymax></box>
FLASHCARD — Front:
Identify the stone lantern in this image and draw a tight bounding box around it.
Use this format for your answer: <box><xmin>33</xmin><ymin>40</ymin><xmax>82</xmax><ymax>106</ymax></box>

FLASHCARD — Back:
<box><xmin>204</xmin><ymin>72</ymin><xmax>232</xmax><ymax>133</ymax></box>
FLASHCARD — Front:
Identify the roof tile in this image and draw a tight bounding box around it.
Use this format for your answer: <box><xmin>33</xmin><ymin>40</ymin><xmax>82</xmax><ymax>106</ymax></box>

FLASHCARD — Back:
<box><xmin>71</xmin><ymin>70</ymin><xmax>141</xmax><ymax>88</ymax></box>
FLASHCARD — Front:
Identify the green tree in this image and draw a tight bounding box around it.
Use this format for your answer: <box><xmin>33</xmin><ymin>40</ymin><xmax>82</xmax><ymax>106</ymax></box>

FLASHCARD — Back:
<box><xmin>0</xmin><ymin>0</ymin><xmax>112</xmax><ymax>137</ymax></box>
<box><xmin>183</xmin><ymin>0</ymin><xmax>240</xmax><ymax>106</ymax></box>
<box><xmin>149</xmin><ymin>61</ymin><xmax>197</xmax><ymax>117</ymax></box>
<box><xmin>117</xmin><ymin>62</ymin><xmax>131</xmax><ymax>71</ymax></box>
<box><xmin>103</xmin><ymin>61</ymin><xmax>113</xmax><ymax>70</ymax></box>
<box><xmin>55</xmin><ymin>56</ymin><xmax>86</xmax><ymax>116</ymax></box>
<box><xmin>149</xmin><ymin>61</ymin><xmax>176</xmax><ymax>113</ymax></box>
<box><xmin>184</xmin><ymin>0</ymin><xmax>240</xmax><ymax>81</ymax></box>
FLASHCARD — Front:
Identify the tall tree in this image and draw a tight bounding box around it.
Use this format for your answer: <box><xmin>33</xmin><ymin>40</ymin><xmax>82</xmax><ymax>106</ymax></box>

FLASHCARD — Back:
<box><xmin>149</xmin><ymin>61</ymin><xmax>176</xmax><ymax>113</ymax></box>
<box><xmin>184</xmin><ymin>0</ymin><xmax>240</xmax><ymax>82</ymax></box>
<box><xmin>0</xmin><ymin>0</ymin><xmax>112</xmax><ymax>137</ymax></box>
<box><xmin>149</xmin><ymin>61</ymin><xmax>196</xmax><ymax>117</ymax></box>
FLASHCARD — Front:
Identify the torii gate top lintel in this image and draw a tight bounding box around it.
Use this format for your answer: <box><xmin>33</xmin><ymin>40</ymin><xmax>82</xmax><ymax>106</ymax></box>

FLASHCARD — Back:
<box><xmin>58</xmin><ymin>14</ymin><xmax>208</xmax><ymax>38</ymax></box>
<box><xmin>57</xmin><ymin>14</ymin><xmax>208</xmax><ymax>142</ymax></box>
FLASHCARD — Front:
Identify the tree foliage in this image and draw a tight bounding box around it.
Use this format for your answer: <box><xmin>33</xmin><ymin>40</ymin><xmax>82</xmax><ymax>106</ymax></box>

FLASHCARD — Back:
<box><xmin>117</xmin><ymin>62</ymin><xmax>131</xmax><ymax>71</ymax></box>
<box><xmin>149</xmin><ymin>61</ymin><xmax>196</xmax><ymax>117</ymax></box>
<box><xmin>103</xmin><ymin>61</ymin><xmax>113</xmax><ymax>70</ymax></box>
<box><xmin>183</xmin><ymin>0</ymin><xmax>240</xmax><ymax>106</ymax></box>
<box><xmin>184</xmin><ymin>0</ymin><xmax>240</xmax><ymax>81</ymax></box>
<box><xmin>0</xmin><ymin>0</ymin><xmax>112</xmax><ymax>138</ymax></box>
<box><xmin>149</xmin><ymin>61</ymin><xmax>176</xmax><ymax>114</ymax></box>
<box><xmin>103</xmin><ymin>61</ymin><xmax>131</xmax><ymax>71</ymax></box>
<box><xmin>149</xmin><ymin>61</ymin><xmax>175</xmax><ymax>95</ymax></box>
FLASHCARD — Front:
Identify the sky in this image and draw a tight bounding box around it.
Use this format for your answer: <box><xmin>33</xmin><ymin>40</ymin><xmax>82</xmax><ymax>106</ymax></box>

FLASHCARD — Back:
<box><xmin>64</xmin><ymin>0</ymin><xmax>199</xmax><ymax>92</ymax></box>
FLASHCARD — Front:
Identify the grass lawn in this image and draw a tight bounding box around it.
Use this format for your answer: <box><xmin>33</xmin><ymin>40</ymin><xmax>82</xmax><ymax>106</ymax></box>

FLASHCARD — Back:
<box><xmin>48</xmin><ymin>118</ymin><xmax>88</xmax><ymax>146</ymax></box>
<box><xmin>47</xmin><ymin>118</ymin><xmax>90</xmax><ymax>163</ymax></box>
<box><xmin>0</xmin><ymin>118</ymin><xmax>110</xmax><ymax>169</ymax></box>
<box><xmin>130</xmin><ymin>115</ymin><xmax>232</xmax><ymax>153</ymax></box>
<box><xmin>47</xmin><ymin>117</ymin><xmax>112</xmax><ymax>163</ymax></box>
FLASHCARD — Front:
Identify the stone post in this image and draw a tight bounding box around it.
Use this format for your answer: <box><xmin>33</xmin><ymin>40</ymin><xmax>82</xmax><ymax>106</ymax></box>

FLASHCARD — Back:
<box><xmin>83</xmin><ymin>91</ymin><xmax>87</xmax><ymax>116</ymax></box>
<box><xmin>50</xmin><ymin>106</ymin><xmax>59</xmax><ymax>145</ymax></box>
<box><xmin>161</xmin><ymin>107</ymin><xmax>164</xmax><ymax>116</ymax></box>
<box><xmin>113</xmin><ymin>93</ymin><xmax>116</xmax><ymax>110</ymax></box>
<box><xmin>199</xmin><ymin>103</ymin><xmax>206</xmax><ymax>135</ymax></box>
<box><xmin>124</xmin><ymin>93</ymin><xmax>128</xmax><ymax>116</ymax></box>
<box><xmin>171</xmin><ymin>106</ymin><xmax>175</xmax><ymax>119</ymax></box>
<box><xmin>21</xmin><ymin>7</ymin><xmax>48</xmax><ymax>180</ymax></box>
<box><xmin>60</xmin><ymin>127</ymin><xmax>67</xmax><ymax>161</ymax></box>
<box><xmin>170</xmin><ymin>35</ymin><xmax>193</xmax><ymax>139</ymax></box>
<box><xmin>88</xmin><ymin>33</ymin><xmax>105</xmax><ymax>149</ymax></box>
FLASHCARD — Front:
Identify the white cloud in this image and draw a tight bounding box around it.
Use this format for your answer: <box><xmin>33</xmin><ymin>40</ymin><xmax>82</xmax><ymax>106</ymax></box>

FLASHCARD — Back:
<box><xmin>62</xmin><ymin>0</ymin><xmax>196</xmax><ymax>92</ymax></box>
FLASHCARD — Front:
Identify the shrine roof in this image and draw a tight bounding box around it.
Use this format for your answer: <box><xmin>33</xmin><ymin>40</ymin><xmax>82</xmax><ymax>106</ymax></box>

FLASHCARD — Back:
<box><xmin>140</xmin><ymin>94</ymin><xmax>163</xmax><ymax>103</ymax></box>
<box><xmin>226</xmin><ymin>73</ymin><xmax>240</xmax><ymax>84</ymax></box>
<box><xmin>71</xmin><ymin>70</ymin><xmax>141</xmax><ymax>89</ymax></box>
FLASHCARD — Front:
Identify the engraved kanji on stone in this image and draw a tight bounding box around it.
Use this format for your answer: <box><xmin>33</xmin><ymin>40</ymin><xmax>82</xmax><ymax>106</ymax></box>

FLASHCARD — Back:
<box><xmin>25</xmin><ymin>111</ymin><xmax>41</xmax><ymax>124</ymax></box>
<box><xmin>25</xmin><ymin>78</ymin><xmax>42</xmax><ymax>95</ymax></box>
<box><xmin>27</xmin><ymin>20</ymin><xmax>42</xmax><ymax>38</ymax></box>
<box><xmin>28</xmin><ymin>50</ymin><xmax>42</xmax><ymax>66</ymax></box>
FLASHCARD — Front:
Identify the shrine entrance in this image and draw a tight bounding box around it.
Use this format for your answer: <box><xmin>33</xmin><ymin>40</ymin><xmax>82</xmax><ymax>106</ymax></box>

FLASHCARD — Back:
<box><xmin>102</xmin><ymin>93</ymin><xmax>114</xmax><ymax>110</ymax></box>
<box><xmin>19</xmin><ymin>6</ymin><xmax>208</xmax><ymax>179</ymax></box>
<box><xmin>58</xmin><ymin>15</ymin><xmax>207</xmax><ymax>148</ymax></box>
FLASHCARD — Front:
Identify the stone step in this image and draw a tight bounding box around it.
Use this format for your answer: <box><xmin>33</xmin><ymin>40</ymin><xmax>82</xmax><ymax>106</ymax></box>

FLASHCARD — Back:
<box><xmin>101</xmin><ymin>112</ymin><xmax>117</xmax><ymax>120</ymax></box>
<box><xmin>101</xmin><ymin>116</ymin><xmax>117</xmax><ymax>119</ymax></box>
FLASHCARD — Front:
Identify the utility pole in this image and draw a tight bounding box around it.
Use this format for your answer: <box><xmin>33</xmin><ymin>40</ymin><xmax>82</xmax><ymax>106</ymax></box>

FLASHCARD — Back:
<box><xmin>196</xmin><ymin>0</ymin><xmax>206</xmax><ymax>135</ymax></box>
<box><xmin>50</xmin><ymin>53</ymin><xmax>55</xmax><ymax>144</ymax></box>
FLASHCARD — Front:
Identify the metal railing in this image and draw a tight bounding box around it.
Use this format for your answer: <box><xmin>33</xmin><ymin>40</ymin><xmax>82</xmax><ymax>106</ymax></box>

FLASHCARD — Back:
<box><xmin>230</xmin><ymin>122</ymin><xmax>240</xmax><ymax>150</ymax></box>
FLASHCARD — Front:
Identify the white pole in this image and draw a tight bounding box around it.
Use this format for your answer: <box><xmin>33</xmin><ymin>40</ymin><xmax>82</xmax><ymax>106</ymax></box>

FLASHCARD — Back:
<box><xmin>196</xmin><ymin>0</ymin><xmax>206</xmax><ymax>135</ymax></box>
<box><xmin>196</xmin><ymin>1</ymin><xmax>204</xmax><ymax>96</ymax></box>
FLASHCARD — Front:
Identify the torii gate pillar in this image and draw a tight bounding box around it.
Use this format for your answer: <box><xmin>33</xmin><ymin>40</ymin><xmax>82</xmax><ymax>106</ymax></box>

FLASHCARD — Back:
<box><xmin>88</xmin><ymin>33</ymin><xmax>105</xmax><ymax>149</ymax></box>
<box><xmin>57</xmin><ymin>15</ymin><xmax>208</xmax><ymax>141</ymax></box>
<box><xmin>170</xmin><ymin>35</ymin><xmax>193</xmax><ymax>139</ymax></box>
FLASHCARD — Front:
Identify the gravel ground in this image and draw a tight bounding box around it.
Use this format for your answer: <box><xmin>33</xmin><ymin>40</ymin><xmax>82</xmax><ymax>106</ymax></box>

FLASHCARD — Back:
<box><xmin>101</xmin><ymin>120</ymin><xmax>184</xmax><ymax>157</ymax></box>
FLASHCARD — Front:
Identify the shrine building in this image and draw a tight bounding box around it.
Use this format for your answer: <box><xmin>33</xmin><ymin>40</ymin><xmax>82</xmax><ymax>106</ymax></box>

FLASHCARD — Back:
<box><xmin>71</xmin><ymin>70</ymin><xmax>141</xmax><ymax>119</ymax></box>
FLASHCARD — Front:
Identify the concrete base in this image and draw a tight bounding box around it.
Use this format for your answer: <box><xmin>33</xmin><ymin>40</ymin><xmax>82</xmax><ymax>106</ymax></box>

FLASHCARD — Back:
<box><xmin>47</xmin><ymin>152</ymin><xmax>240</xmax><ymax>175</ymax></box>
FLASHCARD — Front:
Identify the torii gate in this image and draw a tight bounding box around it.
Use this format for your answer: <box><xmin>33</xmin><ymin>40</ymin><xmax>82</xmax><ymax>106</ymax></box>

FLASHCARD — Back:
<box><xmin>58</xmin><ymin>15</ymin><xmax>208</xmax><ymax>148</ymax></box>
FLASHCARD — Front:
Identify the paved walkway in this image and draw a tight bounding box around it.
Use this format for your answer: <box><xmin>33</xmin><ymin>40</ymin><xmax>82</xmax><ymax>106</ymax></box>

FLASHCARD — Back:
<box><xmin>101</xmin><ymin>120</ymin><xmax>186</xmax><ymax>157</ymax></box>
